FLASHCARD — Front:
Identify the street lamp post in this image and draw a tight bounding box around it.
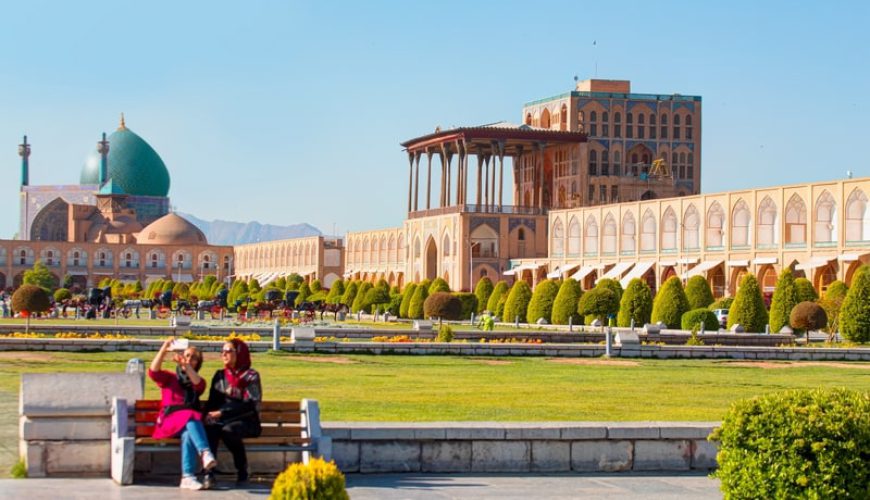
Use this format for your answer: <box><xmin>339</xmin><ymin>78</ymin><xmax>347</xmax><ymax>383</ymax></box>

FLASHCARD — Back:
<box><xmin>469</xmin><ymin>241</ymin><xmax>481</xmax><ymax>292</ymax></box>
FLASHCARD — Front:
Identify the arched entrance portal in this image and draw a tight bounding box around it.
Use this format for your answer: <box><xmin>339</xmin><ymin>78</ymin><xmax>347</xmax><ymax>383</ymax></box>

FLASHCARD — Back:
<box><xmin>729</xmin><ymin>267</ymin><xmax>748</xmax><ymax>296</ymax></box>
<box><xmin>708</xmin><ymin>265</ymin><xmax>725</xmax><ymax>298</ymax></box>
<box><xmin>661</xmin><ymin>266</ymin><xmax>676</xmax><ymax>284</ymax></box>
<box><xmin>758</xmin><ymin>265</ymin><xmax>777</xmax><ymax>305</ymax></box>
<box><xmin>424</xmin><ymin>237</ymin><xmax>438</xmax><ymax>281</ymax></box>
<box><xmin>583</xmin><ymin>270</ymin><xmax>597</xmax><ymax>290</ymax></box>
<box><xmin>814</xmin><ymin>264</ymin><xmax>836</xmax><ymax>294</ymax></box>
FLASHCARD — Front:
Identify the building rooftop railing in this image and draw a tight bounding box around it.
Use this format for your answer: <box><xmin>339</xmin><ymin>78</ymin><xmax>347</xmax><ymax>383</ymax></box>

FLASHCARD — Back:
<box><xmin>408</xmin><ymin>205</ymin><xmax>548</xmax><ymax>219</ymax></box>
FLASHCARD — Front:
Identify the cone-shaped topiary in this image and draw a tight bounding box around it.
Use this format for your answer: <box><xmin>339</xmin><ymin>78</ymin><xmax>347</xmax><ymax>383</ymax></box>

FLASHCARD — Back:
<box><xmin>526</xmin><ymin>279</ymin><xmax>559</xmax><ymax>324</ymax></box>
<box><xmin>423</xmin><ymin>292</ymin><xmax>462</xmax><ymax>320</ymax></box>
<box><xmin>794</xmin><ymin>277</ymin><xmax>818</xmax><ymax>303</ymax></box>
<box><xmin>398</xmin><ymin>283</ymin><xmax>418</xmax><ymax>318</ymax></box>
<box><xmin>681</xmin><ymin>308</ymin><xmax>719</xmax><ymax>331</ymax></box>
<box><xmin>351</xmin><ymin>282</ymin><xmax>372</xmax><ymax>312</ymax></box>
<box><xmin>452</xmin><ymin>292</ymin><xmax>478</xmax><ymax>320</ymax></box>
<box><xmin>577</xmin><ymin>287</ymin><xmax>619</xmax><ymax>326</ymax></box>
<box><xmin>12</xmin><ymin>284</ymin><xmax>50</xmax><ymax>315</ymax></box>
<box><xmin>685</xmin><ymin>275</ymin><xmax>714</xmax><ymax>310</ymax></box>
<box><xmin>595</xmin><ymin>278</ymin><xmax>623</xmax><ymax>303</ymax></box>
<box><xmin>340</xmin><ymin>281</ymin><xmax>358</xmax><ymax>307</ymax></box>
<box><xmin>295</xmin><ymin>282</ymin><xmax>311</xmax><ymax>306</ymax></box>
<box><xmin>768</xmin><ymin>268</ymin><xmax>798</xmax><ymax>333</ymax></box>
<box><xmin>429</xmin><ymin>277</ymin><xmax>450</xmax><ymax>294</ymax></box>
<box><xmin>503</xmin><ymin>280</ymin><xmax>533</xmax><ymax>323</ymax></box>
<box><xmin>407</xmin><ymin>284</ymin><xmax>429</xmax><ymax>319</ymax></box>
<box><xmin>617</xmin><ymin>278</ymin><xmax>653</xmax><ymax>327</ymax></box>
<box><xmin>727</xmin><ymin>274</ymin><xmax>769</xmax><ymax>333</ymax></box>
<box><xmin>551</xmin><ymin>278</ymin><xmax>583</xmax><ymax>325</ymax></box>
<box><xmin>819</xmin><ymin>280</ymin><xmax>848</xmax><ymax>337</ymax></box>
<box><xmin>651</xmin><ymin>276</ymin><xmax>690</xmax><ymax>328</ymax></box>
<box><xmin>309</xmin><ymin>279</ymin><xmax>323</xmax><ymax>293</ymax></box>
<box><xmin>839</xmin><ymin>265</ymin><xmax>870</xmax><ymax>342</ymax></box>
<box><xmin>325</xmin><ymin>280</ymin><xmax>345</xmax><ymax>304</ymax></box>
<box><xmin>486</xmin><ymin>281</ymin><xmax>509</xmax><ymax>315</ymax></box>
<box><xmin>474</xmin><ymin>277</ymin><xmax>494</xmax><ymax>314</ymax></box>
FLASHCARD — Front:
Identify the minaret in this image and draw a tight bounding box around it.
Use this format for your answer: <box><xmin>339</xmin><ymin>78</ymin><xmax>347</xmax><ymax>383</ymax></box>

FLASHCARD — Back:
<box><xmin>97</xmin><ymin>132</ymin><xmax>110</xmax><ymax>185</ymax></box>
<box><xmin>18</xmin><ymin>135</ymin><xmax>30</xmax><ymax>186</ymax></box>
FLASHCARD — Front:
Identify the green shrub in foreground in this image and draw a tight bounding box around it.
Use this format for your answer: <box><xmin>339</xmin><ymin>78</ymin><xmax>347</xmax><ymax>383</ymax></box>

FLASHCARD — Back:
<box><xmin>794</xmin><ymin>277</ymin><xmax>819</xmax><ymax>303</ymax></box>
<box><xmin>617</xmin><ymin>278</ymin><xmax>652</xmax><ymax>328</ymax></box>
<box><xmin>727</xmin><ymin>274</ymin><xmax>768</xmax><ymax>333</ymax></box>
<box><xmin>423</xmin><ymin>292</ymin><xmax>462</xmax><ymax>320</ymax></box>
<box><xmin>526</xmin><ymin>279</ymin><xmax>559</xmax><ymax>324</ymax></box>
<box><xmin>650</xmin><ymin>277</ymin><xmax>690</xmax><ymax>328</ymax></box>
<box><xmin>503</xmin><ymin>280</ymin><xmax>533</xmax><ymax>323</ymax></box>
<box><xmin>768</xmin><ymin>268</ymin><xmax>798</xmax><ymax>333</ymax></box>
<box><xmin>435</xmin><ymin>324</ymin><xmax>454</xmax><ymax>342</ymax></box>
<box><xmin>680</xmin><ymin>308</ymin><xmax>719</xmax><ymax>331</ymax></box>
<box><xmin>398</xmin><ymin>283</ymin><xmax>417</xmax><ymax>318</ymax></box>
<box><xmin>685</xmin><ymin>275</ymin><xmax>714</xmax><ymax>310</ymax></box>
<box><xmin>551</xmin><ymin>278</ymin><xmax>582</xmax><ymax>325</ymax></box>
<box><xmin>474</xmin><ymin>277</ymin><xmax>494</xmax><ymax>314</ymax></box>
<box><xmin>710</xmin><ymin>388</ymin><xmax>870</xmax><ymax>499</ymax></box>
<box><xmin>840</xmin><ymin>265</ymin><xmax>870</xmax><ymax>342</ymax></box>
<box><xmin>452</xmin><ymin>292</ymin><xmax>478</xmax><ymax>320</ymax></box>
<box><xmin>577</xmin><ymin>287</ymin><xmax>619</xmax><ymax>326</ymax></box>
<box><xmin>486</xmin><ymin>281</ymin><xmax>509</xmax><ymax>315</ymax></box>
<box><xmin>269</xmin><ymin>457</ymin><xmax>349</xmax><ymax>500</ymax></box>
<box><xmin>407</xmin><ymin>285</ymin><xmax>429</xmax><ymax>320</ymax></box>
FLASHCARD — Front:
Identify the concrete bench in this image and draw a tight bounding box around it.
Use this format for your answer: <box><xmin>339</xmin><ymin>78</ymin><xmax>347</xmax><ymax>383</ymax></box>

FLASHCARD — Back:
<box><xmin>111</xmin><ymin>398</ymin><xmax>331</xmax><ymax>485</ymax></box>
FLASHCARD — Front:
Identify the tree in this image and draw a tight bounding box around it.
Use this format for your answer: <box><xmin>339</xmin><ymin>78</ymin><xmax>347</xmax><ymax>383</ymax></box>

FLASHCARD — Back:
<box><xmin>486</xmin><ymin>281</ymin><xmax>509</xmax><ymax>316</ymax></box>
<box><xmin>351</xmin><ymin>282</ymin><xmax>372</xmax><ymax>312</ymax></box>
<box><xmin>423</xmin><ymin>292</ymin><xmax>462</xmax><ymax>320</ymax></box>
<box><xmin>12</xmin><ymin>284</ymin><xmax>50</xmax><ymax>333</ymax></box>
<box><xmin>595</xmin><ymin>278</ymin><xmax>623</xmax><ymax>303</ymax></box>
<box><xmin>310</xmin><ymin>279</ymin><xmax>323</xmax><ymax>294</ymax></box>
<box><xmin>551</xmin><ymin>278</ymin><xmax>583</xmax><ymax>325</ymax></box>
<box><xmin>617</xmin><ymin>278</ymin><xmax>653</xmax><ymax>328</ymax></box>
<box><xmin>526</xmin><ymin>279</ymin><xmax>560</xmax><ymax>324</ymax></box>
<box><xmin>248</xmin><ymin>278</ymin><xmax>262</xmax><ymax>295</ymax></box>
<box><xmin>818</xmin><ymin>280</ymin><xmax>848</xmax><ymax>340</ymax></box>
<box><xmin>325</xmin><ymin>280</ymin><xmax>345</xmax><ymax>304</ymax></box>
<box><xmin>398</xmin><ymin>283</ymin><xmax>417</xmax><ymax>318</ymax></box>
<box><xmin>474</xmin><ymin>277</ymin><xmax>494</xmax><ymax>314</ymax></box>
<box><xmin>273</xmin><ymin>277</ymin><xmax>287</xmax><ymax>292</ymax></box>
<box><xmin>23</xmin><ymin>261</ymin><xmax>57</xmax><ymax>292</ymax></box>
<box><xmin>685</xmin><ymin>275</ymin><xmax>714</xmax><ymax>310</ymax></box>
<box><xmin>341</xmin><ymin>281</ymin><xmax>358</xmax><ymax>307</ymax></box>
<box><xmin>53</xmin><ymin>288</ymin><xmax>72</xmax><ymax>303</ymax></box>
<box><xmin>727</xmin><ymin>274</ymin><xmax>769</xmax><ymax>333</ymax></box>
<box><xmin>577</xmin><ymin>287</ymin><xmax>619</xmax><ymax>327</ymax></box>
<box><xmin>407</xmin><ymin>285</ymin><xmax>429</xmax><ymax>319</ymax></box>
<box><xmin>286</xmin><ymin>273</ymin><xmax>304</xmax><ymax>290</ymax></box>
<box><xmin>789</xmin><ymin>301</ymin><xmax>827</xmax><ymax>342</ymax></box>
<box><xmin>428</xmin><ymin>278</ymin><xmax>450</xmax><ymax>294</ymax></box>
<box><xmin>651</xmin><ymin>277</ymin><xmax>690</xmax><ymax>329</ymax></box>
<box><xmin>503</xmin><ymin>280</ymin><xmax>533</xmax><ymax>323</ymax></box>
<box><xmin>365</xmin><ymin>282</ymin><xmax>391</xmax><ymax>314</ymax></box>
<box><xmin>295</xmin><ymin>282</ymin><xmax>311</xmax><ymax>306</ymax></box>
<box><xmin>839</xmin><ymin>265</ymin><xmax>870</xmax><ymax>342</ymax></box>
<box><xmin>768</xmin><ymin>268</ymin><xmax>798</xmax><ymax>333</ymax></box>
<box><xmin>794</xmin><ymin>277</ymin><xmax>818</xmax><ymax>303</ymax></box>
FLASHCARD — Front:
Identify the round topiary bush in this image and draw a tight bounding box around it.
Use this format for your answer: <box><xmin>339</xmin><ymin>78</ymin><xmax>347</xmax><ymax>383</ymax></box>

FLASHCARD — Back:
<box><xmin>710</xmin><ymin>388</ymin><xmax>870</xmax><ymax>499</ymax></box>
<box><xmin>551</xmin><ymin>278</ymin><xmax>583</xmax><ymax>325</ymax></box>
<box><xmin>617</xmin><ymin>278</ymin><xmax>652</xmax><ymax>328</ymax></box>
<box><xmin>768</xmin><ymin>268</ymin><xmax>798</xmax><ymax>333</ymax></box>
<box><xmin>269</xmin><ymin>457</ymin><xmax>349</xmax><ymax>500</ymax></box>
<box><xmin>452</xmin><ymin>292</ymin><xmax>478</xmax><ymax>320</ymax></box>
<box><xmin>474</xmin><ymin>277</ymin><xmax>494</xmax><ymax>314</ymax></box>
<box><xmin>727</xmin><ymin>274</ymin><xmax>769</xmax><ymax>333</ymax></box>
<box><xmin>651</xmin><ymin>277</ymin><xmax>690</xmax><ymax>329</ymax></box>
<box><xmin>525</xmin><ymin>279</ymin><xmax>559</xmax><ymax>324</ymax></box>
<box><xmin>428</xmin><ymin>277</ymin><xmax>450</xmax><ymax>294</ymax></box>
<box><xmin>789</xmin><ymin>301</ymin><xmax>827</xmax><ymax>339</ymax></box>
<box><xmin>840</xmin><ymin>265</ymin><xmax>870</xmax><ymax>342</ymax></box>
<box><xmin>685</xmin><ymin>275</ymin><xmax>714</xmax><ymax>310</ymax></box>
<box><xmin>503</xmin><ymin>280</ymin><xmax>533</xmax><ymax>324</ymax></box>
<box><xmin>486</xmin><ymin>281</ymin><xmax>509</xmax><ymax>315</ymax></box>
<box><xmin>577</xmin><ymin>287</ymin><xmax>619</xmax><ymax>326</ymax></box>
<box><xmin>53</xmin><ymin>288</ymin><xmax>72</xmax><ymax>303</ymax></box>
<box><xmin>12</xmin><ymin>285</ymin><xmax>51</xmax><ymax>315</ymax></box>
<box><xmin>680</xmin><ymin>308</ymin><xmax>719</xmax><ymax>331</ymax></box>
<box><xmin>424</xmin><ymin>292</ymin><xmax>462</xmax><ymax>320</ymax></box>
<box><xmin>595</xmin><ymin>278</ymin><xmax>623</xmax><ymax>303</ymax></box>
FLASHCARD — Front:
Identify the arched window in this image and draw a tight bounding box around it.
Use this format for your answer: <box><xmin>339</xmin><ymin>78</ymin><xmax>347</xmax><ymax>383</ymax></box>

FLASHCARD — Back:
<box><xmin>525</xmin><ymin>113</ymin><xmax>532</xmax><ymax>126</ymax></box>
<box><xmin>540</xmin><ymin>108</ymin><xmax>551</xmax><ymax>129</ymax></box>
<box><xmin>614</xmin><ymin>151</ymin><xmax>622</xmax><ymax>176</ymax></box>
<box><xmin>602</xmin><ymin>214</ymin><xmax>617</xmax><ymax>254</ymax></box>
<box><xmin>621</xmin><ymin>212</ymin><xmax>636</xmax><ymax>253</ymax></box>
<box><xmin>785</xmin><ymin>194</ymin><xmax>807</xmax><ymax>245</ymax></box>
<box><xmin>661</xmin><ymin>208</ymin><xmax>677</xmax><ymax>250</ymax></box>
<box><xmin>442</xmin><ymin>234</ymin><xmax>450</xmax><ymax>256</ymax></box>
<box><xmin>414</xmin><ymin>237</ymin><xmax>421</xmax><ymax>259</ymax></box>
<box><xmin>601</xmin><ymin>150</ymin><xmax>609</xmax><ymax>176</ymax></box>
<box><xmin>518</xmin><ymin>228</ymin><xmax>526</xmax><ymax>241</ymax></box>
<box><xmin>589</xmin><ymin>150</ymin><xmax>598</xmax><ymax>176</ymax></box>
<box><xmin>560</xmin><ymin>104</ymin><xmax>568</xmax><ymax>131</ymax></box>
<box><xmin>731</xmin><ymin>200</ymin><xmax>751</xmax><ymax>247</ymax></box>
<box><xmin>584</xmin><ymin>216</ymin><xmax>598</xmax><ymax>255</ymax></box>
<box><xmin>683</xmin><ymin>205</ymin><xmax>700</xmax><ymax>250</ymax></box>
<box><xmin>706</xmin><ymin>202</ymin><xmax>725</xmax><ymax>248</ymax></box>
<box><xmin>757</xmin><ymin>196</ymin><xmax>778</xmax><ymax>246</ymax></box>
<box><xmin>567</xmin><ymin>217</ymin><xmax>581</xmax><ymax>255</ymax></box>
<box><xmin>845</xmin><ymin>189</ymin><xmax>870</xmax><ymax>242</ymax></box>
<box><xmin>641</xmin><ymin>210</ymin><xmax>656</xmax><ymax>252</ymax></box>
<box><xmin>614</xmin><ymin>112</ymin><xmax>622</xmax><ymax>137</ymax></box>
<box><xmin>626</xmin><ymin>112</ymin><xmax>634</xmax><ymax>138</ymax></box>
<box><xmin>673</xmin><ymin>114</ymin><xmax>681</xmax><ymax>140</ymax></box>
<box><xmin>552</xmin><ymin>218</ymin><xmax>564</xmax><ymax>257</ymax></box>
<box><xmin>814</xmin><ymin>191</ymin><xmax>837</xmax><ymax>244</ymax></box>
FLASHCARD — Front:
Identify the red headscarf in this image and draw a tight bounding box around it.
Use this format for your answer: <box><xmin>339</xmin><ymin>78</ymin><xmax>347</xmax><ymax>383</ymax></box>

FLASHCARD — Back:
<box><xmin>224</xmin><ymin>338</ymin><xmax>252</xmax><ymax>391</ymax></box>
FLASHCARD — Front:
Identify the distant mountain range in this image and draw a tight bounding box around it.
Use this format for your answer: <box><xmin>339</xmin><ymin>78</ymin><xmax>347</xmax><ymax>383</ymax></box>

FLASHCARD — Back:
<box><xmin>179</xmin><ymin>213</ymin><xmax>322</xmax><ymax>246</ymax></box>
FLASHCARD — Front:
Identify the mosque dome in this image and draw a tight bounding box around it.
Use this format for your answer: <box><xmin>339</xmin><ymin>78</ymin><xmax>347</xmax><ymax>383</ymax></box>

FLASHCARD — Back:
<box><xmin>80</xmin><ymin>117</ymin><xmax>171</xmax><ymax>197</ymax></box>
<box><xmin>138</xmin><ymin>213</ymin><xmax>207</xmax><ymax>245</ymax></box>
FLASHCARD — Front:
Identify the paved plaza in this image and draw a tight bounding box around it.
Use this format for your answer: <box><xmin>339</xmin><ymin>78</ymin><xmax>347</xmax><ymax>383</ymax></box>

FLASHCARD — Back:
<box><xmin>0</xmin><ymin>473</ymin><xmax>721</xmax><ymax>499</ymax></box>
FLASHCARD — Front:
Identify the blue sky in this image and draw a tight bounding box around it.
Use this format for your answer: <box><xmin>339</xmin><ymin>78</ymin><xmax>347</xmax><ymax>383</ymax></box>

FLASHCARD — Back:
<box><xmin>2</xmin><ymin>0</ymin><xmax>868</xmax><ymax>239</ymax></box>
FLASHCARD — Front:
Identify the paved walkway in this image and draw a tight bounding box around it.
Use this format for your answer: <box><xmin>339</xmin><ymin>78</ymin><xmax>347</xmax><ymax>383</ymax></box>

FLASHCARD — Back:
<box><xmin>0</xmin><ymin>473</ymin><xmax>721</xmax><ymax>499</ymax></box>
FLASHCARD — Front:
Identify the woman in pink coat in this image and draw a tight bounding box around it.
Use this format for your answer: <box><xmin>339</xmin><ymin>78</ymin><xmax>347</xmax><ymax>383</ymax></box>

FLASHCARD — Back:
<box><xmin>148</xmin><ymin>337</ymin><xmax>218</xmax><ymax>490</ymax></box>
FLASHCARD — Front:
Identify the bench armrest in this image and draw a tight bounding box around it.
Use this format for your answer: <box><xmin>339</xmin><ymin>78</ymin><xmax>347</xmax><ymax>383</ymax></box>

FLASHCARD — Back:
<box><xmin>111</xmin><ymin>397</ymin><xmax>135</xmax><ymax>485</ymax></box>
<box><xmin>300</xmin><ymin>399</ymin><xmax>331</xmax><ymax>462</ymax></box>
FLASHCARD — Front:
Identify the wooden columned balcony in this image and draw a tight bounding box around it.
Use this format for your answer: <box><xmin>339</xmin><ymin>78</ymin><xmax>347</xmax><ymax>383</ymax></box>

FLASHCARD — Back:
<box><xmin>407</xmin><ymin>204</ymin><xmax>547</xmax><ymax>219</ymax></box>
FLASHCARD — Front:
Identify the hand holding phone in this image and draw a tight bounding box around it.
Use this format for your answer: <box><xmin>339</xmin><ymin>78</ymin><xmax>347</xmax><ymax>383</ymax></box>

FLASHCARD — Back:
<box><xmin>169</xmin><ymin>338</ymin><xmax>189</xmax><ymax>351</ymax></box>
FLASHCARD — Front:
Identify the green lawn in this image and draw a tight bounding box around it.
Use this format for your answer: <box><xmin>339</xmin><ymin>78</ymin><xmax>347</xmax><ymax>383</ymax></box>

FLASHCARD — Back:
<box><xmin>1</xmin><ymin>350</ymin><xmax>868</xmax><ymax>476</ymax></box>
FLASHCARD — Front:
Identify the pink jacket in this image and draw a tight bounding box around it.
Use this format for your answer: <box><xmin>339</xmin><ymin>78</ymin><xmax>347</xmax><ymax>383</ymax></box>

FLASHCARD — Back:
<box><xmin>147</xmin><ymin>368</ymin><xmax>206</xmax><ymax>439</ymax></box>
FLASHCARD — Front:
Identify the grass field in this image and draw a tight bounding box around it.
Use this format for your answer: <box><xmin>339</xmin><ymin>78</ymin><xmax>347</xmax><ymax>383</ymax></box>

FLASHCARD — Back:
<box><xmin>1</xmin><ymin>350</ymin><xmax>868</xmax><ymax>477</ymax></box>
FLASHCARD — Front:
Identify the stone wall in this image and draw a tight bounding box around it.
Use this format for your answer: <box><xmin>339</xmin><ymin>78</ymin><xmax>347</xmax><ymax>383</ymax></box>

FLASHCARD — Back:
<box><xmin>323</xmin><ymin>422</ymin><xmax>719</xmax><ymax>473</ymax></box>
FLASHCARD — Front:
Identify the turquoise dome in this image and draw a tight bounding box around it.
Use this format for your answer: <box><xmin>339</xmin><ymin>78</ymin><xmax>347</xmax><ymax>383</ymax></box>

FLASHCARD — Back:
<box><xmin>81</xmin><ymin>125</ymin><xmax>170</xmax><ymax>197</ymax></box>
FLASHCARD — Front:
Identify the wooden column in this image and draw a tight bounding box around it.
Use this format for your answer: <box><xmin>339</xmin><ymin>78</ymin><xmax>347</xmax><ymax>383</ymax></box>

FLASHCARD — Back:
<box><xmin>413</xmin><ymin>152</ymin><xmax>421</xmax><ymax>212</ymax></box>
<box><xmin>476</xmin><ymin>155</ymin><xmax>483</xmax><ymax>207</ymax></box>
<box><xmin>483</xmin><ymin>155</ymin><xmax>490</xmax><ymax>208</ymax></box>
<box><xmin>407</xmin><ymin>152</ymin><xmax>414</xmax><ymax>212</ymax></box>
<box><xmin>426</xmin><ymin>151</ymin><xmax>433</xmax><ymax>210</ymax></box>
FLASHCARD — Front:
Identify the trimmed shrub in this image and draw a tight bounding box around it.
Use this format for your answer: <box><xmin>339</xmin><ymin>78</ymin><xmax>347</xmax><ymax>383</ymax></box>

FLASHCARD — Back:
<box><xmin>617</xmin><ymin>278</ymin><xmax>653</xmax><ymax>328</ymax></box>
<box><xmin>398</xmin><ymin>283</ymin><xmax>417</xmax><ymax>319</ymax></box>
<box><xmin>727</xmin><ymin>274</ymin><xmax>769</xmax><ymax>333</ymax></box>
<box><xmin>12</xmin><ymin>284</ymin><xmax>51</xmax><ymax>314</ymax></box>
<box><xmin>551</xmin><ymin>278</ymin><xmax>583</xmax><ymax>325</ymax></box>
<box><xmin>385</xmin><ymin>292</ymin><xmax>402</xmax><ymax>317</ymax></box>
<box><xmin>269</xmin><ymin>457</ymin><xmax>349</xmax><ymax>500</ymax></box>
<box><xmin>407</xmin><ymin>285</ymin><xmax>429</xmax><ymax>320</ymax></box>
<box><xmin>23</xmin><ymin>260</ymin><xmax>57</xmax><ymax>292</ymax></box>
<box><xmin>424</xmin><ymin>292</ymin><xmax>462</xmax><ymax>320</ymax></box>
<box><xmin>486</xmin><ymin>281</ymin><xmax>509</xmax><ymax>316</ymax></box>
<box><xmin>526</xmin><ymin>279</ymin><xmax>559</xmax><ymax>324</ymax></box>
<box><xmin>595</xmin><ymin>278</ymin><xmax>623</xmax><ymax>303</ymax></box>
<box><xmin>295</xmin><ymin>283</ymin><xmax>311</xmax><ymax>306</ymax></box>
<box><xmin>794</xmin><ymin>277</ymin><xmax>818</xmax><ymax>303</ymax></box>
<box><xmin>452</xmin><ymin>292</ymin><xmax>478</xmax><ymax>320</ymax></box>
<box><xmin>708</xmin><ymin>296</ymin><xmax>734</xmax><ymax>311</ymax></box>
<box><xmin>819</xmin><ymin>280</ymin><xmax>848</xmax><ymax>337</ymax></box>
<box><xmin>789</xmin><ymin>301</ymin><xmax>827</xmax><ymax>338</ymax></box>
<box><xmin>710</xmin><ymin>388</ymin><xmax>870</xmax><ymax>499</ymax></box>
<box><xmin>577</xmin><ymin>287</ymin><xmax>619</xmax><ymax>326</ymax></box>
<box><xmin>680</xmin><ymin>308</ymin><xmax>719</xmax><ymax>331</ymax></box>
<box><xmin>474</xmin><ymin>277</ymin><xmax>494</xmax><ymax>314</ymax></box>
<box><xmin>685</xmin><ymin>275</ymin><xmax>714</xmax><ymax>310</ymax></box>
<box><xmin>351</xmin><ymin>282</ymin><xmax>372</xmax><ymax>313</ymax></box>
<box><xmin>309</xmin><ymin>279</ymin><xmax>322</xmax><ymax>294</ymax></box>
<box><xmin>325</xmin><ymin>280</ymin><xmax>345</xmax><ymax>304</ymax></box>
<box><xmin>364</xmin><ymin>285</ymin><xmax>390</xmax><ymax>314</ymax></box>
<box><xmin>651</xmin><ymin>277</ymin><xmax>690</xmax><ymax>329</ymax></box>
<box><xmin>839</xmin><ymin>265</ymin><xmax>870</xmax><ymax>342</ymax></box>
<box><xmin>428</xmin><ymin>278</ymin><xmax>450</xmax><ymax>294</ymax></box>
<box><xmin>340</xmin><ymin>281</ymin><xmax>358</xmax><ymax>307</ymax></box>
<box><xmin>435</xmin><ymin>324</ymin><xmax>454</xmax><ymax>342</ymax></box>
<box><xmin>768</xmin><ymin>268</ymin><xmax>798</xmax><ymax>333</ymax></box>
<box><xmin>503</xmin><ymin>281</ymin><xmax>533</xmax><ymax>324</ymax></box>
<box><xmin>53</xmin><ymin>288</ymin><xmax>72</xmax><ymax>303</ymax></box>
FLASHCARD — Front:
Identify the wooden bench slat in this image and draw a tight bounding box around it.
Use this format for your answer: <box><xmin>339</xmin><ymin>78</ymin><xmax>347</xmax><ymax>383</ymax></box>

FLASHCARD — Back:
<box><xmin>259</xmin><ymin>426</ymin><xmax>303</xmax><ymax>437</ymax></box>
<box><xmin>260</xmin><ymin>411</ymin><xmax>302</xmax><ymax>424</ymax></box>
<box><xmin>135</xmin><ymin>411</ymin><xmax>161</xmax><ymax>423</ymax></box>
<box><xmin>135</xmin><ymin>400</ymin><xmax>161</xmax><ymax>411</ymax></box>
<box><xmin>260</xmin><ymin>401</ymin><xmax>301</xmax><ymax>411</ymax></box>
<box><xmin>135</xmin><ymin>436</ymin><xmax>311</xmax><ymax>446</ymax></box>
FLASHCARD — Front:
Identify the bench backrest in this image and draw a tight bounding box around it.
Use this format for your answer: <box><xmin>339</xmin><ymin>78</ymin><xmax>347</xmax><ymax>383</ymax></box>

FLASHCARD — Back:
<box><xmin>134</xmin><ymin>400</ymin><xmax>306</xmax><ymax>439</ymax></box>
